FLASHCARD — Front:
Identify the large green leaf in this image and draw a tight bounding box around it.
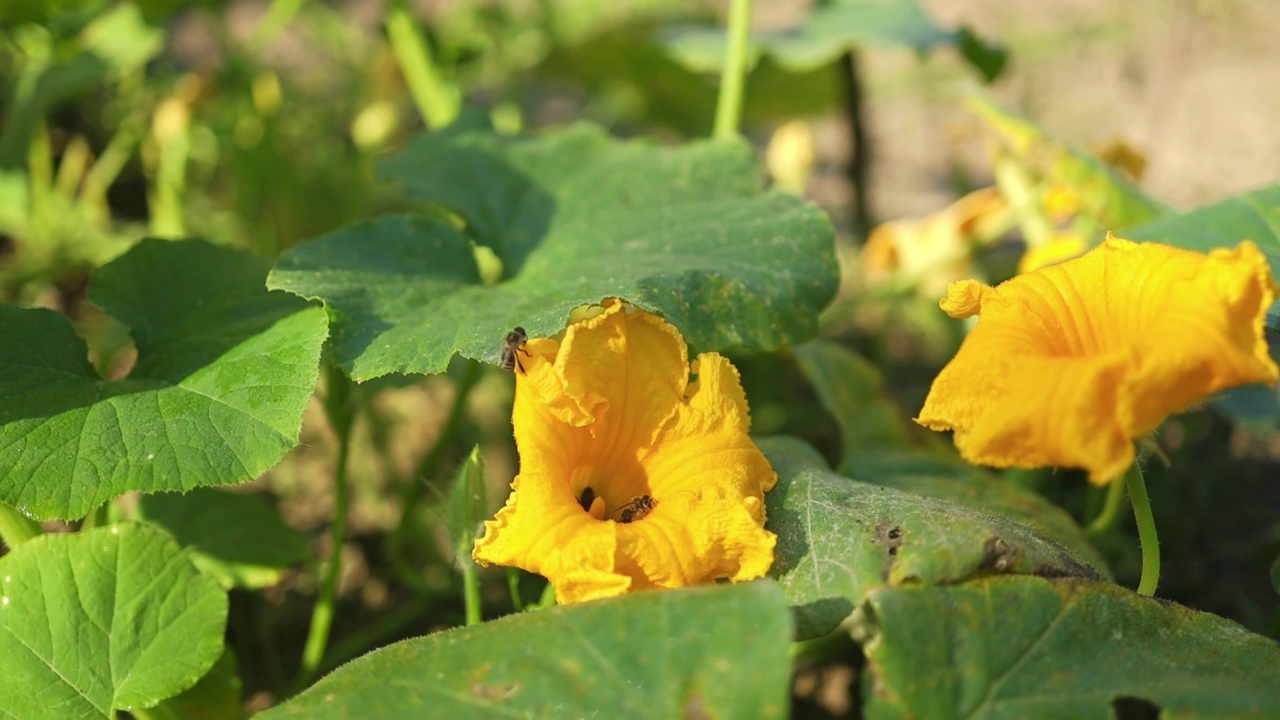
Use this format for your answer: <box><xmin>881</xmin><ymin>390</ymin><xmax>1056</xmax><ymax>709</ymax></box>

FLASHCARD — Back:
<box><xmin>793</xmin><ymin>340</ymin><xmax>1103</xmax><ymax>572</ymax></box>
<box><xmin>269</xmin><ymin>124</ymin><xmax>837</xmax><ymax>380</ymax></box>
<box><xmin>0</xmin><ymin>238</ymin><xmax>327</xmax><ymax>520</ymax></box>
<box><xmin>662</xmin><ymin>0</ymin><xmax>958</xmax><ymax>74</ymax></box>
<box><xmin>0</xmin><ymin>522</ymin><xmax>228</xmax><ymax>718</ymax></box>
<box><xmin>136</xmin><ymin>488</ymin><xmax>310</xmax><ymax>589</ymax></box>
<box><xmin>849</xmin><ymin>453</ymin><xmax>1105</xmax><ymax>576</ymax></box>
<box><xmin>861</xmin><ymin>575</ymin><xmax>1280</xmax><ymax>719</ymax></box>
<box><xmin>760</xmin><ymin>437</ymin><xmax>1107</xmax><ymax>640</ymax></box>
<box><xmin>259</xmin><ymin>581</ymin><xmax>792</xmax><ymax>719</ymax></box>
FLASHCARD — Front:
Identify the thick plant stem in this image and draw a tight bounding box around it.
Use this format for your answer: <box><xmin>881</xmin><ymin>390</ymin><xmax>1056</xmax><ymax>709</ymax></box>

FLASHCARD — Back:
<box><xmin>1124</xmin><ymin>462</ymin><xmax>1160</xmax><ymax>596</ymax></box>
<box><xmin>299</xmin><ymin>363</ymin><xmax>355</xmax><ymax>686</ymax></box>
<box><xmin>0</xmin><ymin>503</ymin><xmax>41</xmax><ymax>549</ymax></box>
<box><xmin>386</xmin><ymin>0</ymin><xmax>460</xmax><ymax>129</ymax></box>
<box><xmin>1086</xmin><ymin>471</ymin><xmax>1127</xmax><ymax>536</ymax></box>
<box><xmin>838</xmin><ymin>51</ymin><xmax>872</xmax><ymax>238</ymax></box>
<box><xmin>712</xmin><ymin>0</ymin><xmax>753</xmax><ymax>139</ymax></box>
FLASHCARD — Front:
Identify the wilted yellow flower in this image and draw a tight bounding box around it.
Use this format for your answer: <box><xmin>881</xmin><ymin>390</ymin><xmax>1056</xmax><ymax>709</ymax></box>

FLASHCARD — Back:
<box><xmin>473</xmin><ymin>299</ymin><xmax>777</xmax><ymax>604</ymax></box>
<box><xmin>917</xmin><ymin>236</ymin><xmax>1278</xmax><ymax>484</ymax></box>
<box><xmin>862</xmin><ymin>187</ymin><xmax>1009</xmax><ymax>296</ymax></box>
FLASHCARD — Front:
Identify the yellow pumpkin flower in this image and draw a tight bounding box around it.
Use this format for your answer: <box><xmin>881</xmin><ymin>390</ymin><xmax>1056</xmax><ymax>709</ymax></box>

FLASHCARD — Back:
<box><xmin>917</xmin><ymin>235</ymin><xmax>1279</xmax><ymax>484</ymax></box>
<box><xmin>473</xmin><ymin>299</ymin><xmax>777</xmax><ymax>604</ymax></box>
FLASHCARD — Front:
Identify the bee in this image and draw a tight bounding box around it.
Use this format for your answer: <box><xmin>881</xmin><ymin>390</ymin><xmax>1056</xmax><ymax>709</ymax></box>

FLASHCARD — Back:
<box><xmin>614</xmin><ymin>495</ymin><xmax>656</xmax><ymax>524</ymax></box>
<box><xmin>500</xmin><ymin>326</ymin><xmax>532</xmax><ymax>374</ymax></box>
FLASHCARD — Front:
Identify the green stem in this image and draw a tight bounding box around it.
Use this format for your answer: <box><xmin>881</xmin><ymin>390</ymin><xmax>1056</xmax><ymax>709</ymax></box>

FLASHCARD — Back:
<box><xmin>298</xmin><ymin>363</ymin><xmax>355</xmax><ymax>687</ymax></box>
<box><xmin>712</xmin><ymin>0</ymin><xmax>753</xmax><ymax>139</ymax></box>
<box><xmin>838</xmin><ymin>51</ymin><xmax>872</xmax><ymax>239</ymax></box>
<box><xmin>250</xmin><ymin>0</ymin><xmax>309</xmax><ymax>51</ymax></box>
<box><xmin>1086</xmin><ymin>471</ymin><xmax>1127</xmax><ymax>536</ymax></box>
<box><xmin>507</xmin><ymin>567</ymin><xmax>525</xmax><ymax>612</ymax></box>
<box><xmin>385</xmin><ymin>0</ymin><xmax>460</xmax><ymax>129</ymax></box>
<box><xmin>0</xmin><ymin>503</ymin><xmax>41</xmax><ymax>549</ymax></box>
<box><xmin>81</xmin><ymin>110</ymin><xmax>146</xmax><ymax>216</ymax></box>
<box><xmin>386</xmin><ymin>361</ymin><xmax>483</xmax><ymax>589</ymax></box>
<box><xmin>461</xmin><ymin>559</ymin><xmax>482</xmax><ymax>625</ymax></box>
<box><xmin>1124</xmin><ymin>462</ymin><xmax>1160</xmax><ymax>596</ymax></box>
<box><xmin>149</xmin><ymin>99</ymin><xmax>190</xmax><ymax>237</ymax></box>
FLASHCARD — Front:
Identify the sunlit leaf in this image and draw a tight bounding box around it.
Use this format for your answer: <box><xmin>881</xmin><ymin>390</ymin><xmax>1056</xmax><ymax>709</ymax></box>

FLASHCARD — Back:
<box><xmin>0</xmin><ymin>239</ymin><xmax>327</xmax><ymax>520</ymax></box>
<box><xmin>270</xmin><ymin>124</ymin><xmax>837</xmax><ymax>380</ymax></box>
<box><xmin>259</xmin><ymin>582</ymin><xmax>792</xmax><ymax>719</ymax></box>
<box><xmin>760</xmin><ymin>437</ymin><xmax>1107</xmax><ymax>640</ymax></box>
<box><xmin>862</xmin><ymin>576</ymin><xmax>1280</xmax><ymax>718</ymax></box>
<box><xmin>0</xmin><ymin>523</ymin><xmax>227</xmax><ymax>718</ymax></box>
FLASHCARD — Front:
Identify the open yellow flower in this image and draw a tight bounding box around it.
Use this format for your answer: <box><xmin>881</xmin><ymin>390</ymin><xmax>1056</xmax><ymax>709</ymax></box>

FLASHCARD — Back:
<box><xmin>917</xmin><ymin>235</ymin><xmax>1278</xmax><ymax>484</ymax></box>
<box><xmin>473</xmin><ymin>299</ymin><xmax>777</xmax><ymax>604</ymax></box>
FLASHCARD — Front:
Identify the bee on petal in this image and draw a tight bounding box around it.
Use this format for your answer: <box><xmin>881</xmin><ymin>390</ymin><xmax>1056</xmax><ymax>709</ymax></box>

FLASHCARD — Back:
<box><xmin>614</xmin><ymin>495</ymin><xmax>656</xmax><ymax>524</ymax></box>
<box><xmin>501</xmin><ymin>326</ymin><xmax>532</xmax><ymax>374</ymax></box>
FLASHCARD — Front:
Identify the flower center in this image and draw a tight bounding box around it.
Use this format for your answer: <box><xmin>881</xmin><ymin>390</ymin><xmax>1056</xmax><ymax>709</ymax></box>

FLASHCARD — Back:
<box><xmin>569</xmin><ymin>466</ymin><xmax>656</xmax><ymax>524</ymax></box>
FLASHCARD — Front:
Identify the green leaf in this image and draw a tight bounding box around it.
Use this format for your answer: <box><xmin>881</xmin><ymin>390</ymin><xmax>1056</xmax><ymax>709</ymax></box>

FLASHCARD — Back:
<box><xmin>270</xmin><ymin>124</ymin><xmax>837</xmax><ymax>380</ymax></box>
<box><xmin>794</xmin><ymin>339</ymin><xmax>915</xmax><ymax>464</ymax></box>
<box><xmin>956</xmin><ymin>25</ymin><xmax>1008</xmax><ymax>83</ymax></box>
<box><xmin>259</xmin><ymin>582</ymin><xmax>792</xmax><ymax>719</ymax></box>
<box><xmin>760</xmin><ymin>437</ymin><xmax>1108</xmax><ymax>640</ymax></box>
<box><xmin>662</xmin><ymin>0</ymin><xmax>959</xmax><ymax>74</ymax></box>
<box><xmin>0</xmin><ymin>522</ymin><xmax>228</xmax><ymax>718</ymax></box>
<box><xmin>148</xmin><ymin>647</ymin><xmax>245</xmax><ymax>720</ymax></box>
<box><xmin>136</xmin><ymin>487</ymin><xmax>310</xmax><ymax>590</ymax></box>
<box><xmin>0</xmin><ymin>238</ymin><xmax>327</xmax><ymax>520</ymax></box>
<box><xmin>861</xmin><ymin>576</ymin><xmax>1280</xmax><ymax>718</ymax></box>
<box><xmin>848</xmin><ymin>453</ymin><xmax>1107</xmax><ymax>579</ymax></box>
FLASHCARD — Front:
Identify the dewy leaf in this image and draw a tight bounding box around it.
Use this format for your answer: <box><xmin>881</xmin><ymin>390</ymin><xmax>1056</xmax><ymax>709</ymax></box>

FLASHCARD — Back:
<box><xmin>759</xmin><ymin>437</ymin><xmax>1108</xmax><ymax>640</ymax></box>
<box><xmin>0</xmin><ymin>522</ymin><xmax>228</xmax><ymax>718</ymax></box>
<box><xmin>258</xmin><ymin>582</ymin><xmax>792</xmax><ymax>720</ymax></box>
<box><xmin>662</xmin><ymin>0</ymin><xmax>960</xmax><ymax>74</ymax></box>
<box><xmin>136</xmin><ymin>488</ymin><xmax>310</xmax><ymax>590</ymax></box>
<box><xmin>0</xmin><ymin>238</ymin><xmax>327</xmax><ymax>520</ymax></box>
<box><xmin>269</xmin><ymin>124</ymin><xmax>837</xmax><ymax>380</ymax></box>
<box><xmin>861</xmin><ymin>576</ymin><xmax>1280</xmax><ymax>719</ymax></box>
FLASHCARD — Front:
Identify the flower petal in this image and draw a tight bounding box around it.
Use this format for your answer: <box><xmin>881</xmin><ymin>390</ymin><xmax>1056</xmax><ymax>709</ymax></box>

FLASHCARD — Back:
<box><xmin>918</xmin><ymin>237</ymin><xmax>1279</xmax><ymax>484</ymax></box>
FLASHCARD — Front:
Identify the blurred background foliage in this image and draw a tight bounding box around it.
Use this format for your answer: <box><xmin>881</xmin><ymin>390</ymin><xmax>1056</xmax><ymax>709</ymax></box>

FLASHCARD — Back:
<box><xmin>3</xmin><ymin>0</ymin><xmax>1279</xmax><ymax>714</ymax></box>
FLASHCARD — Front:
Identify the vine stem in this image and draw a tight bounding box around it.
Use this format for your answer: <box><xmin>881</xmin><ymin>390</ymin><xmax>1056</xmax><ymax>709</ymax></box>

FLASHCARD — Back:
<box><xmin>0</xmin><ymin>503</ymin><xmax>41</xmax><ymax>549</ymax></box>
<box><xmin>461</xmin><ymin>559</ymin><xmax>482</xmax><ymax>626</ymax></box>
<box><xmin>1086</xmin><ymin>470</ymin><xmax>1128</xmax><ymax>536</ymax></box>
<box><xmin>712</xmin><ymin>0</ymin><xmax>753</xmax><ymax>139</ymax></box>
<box><xmin>1124</xmin><ymin>462</ymin><xmax>1161</xmax><ymax>596</ymax></box>
<box><xmin>386</xmin><ymin>0</ymin><xmax>460</xmax><ymax>129</ymax></box>
<box><xmin>298</xmin><ymin>363</ymin><xmax>355</xmax><ymax>687</ymax></box>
